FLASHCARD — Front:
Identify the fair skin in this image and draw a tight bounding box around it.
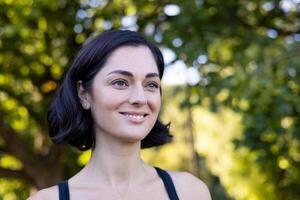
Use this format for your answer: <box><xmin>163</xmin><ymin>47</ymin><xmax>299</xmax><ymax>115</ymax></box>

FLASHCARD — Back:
<box><xmin>28</xmin><ymin>46</ymin><xmax>211</xmax><ymax>200</ymax></box>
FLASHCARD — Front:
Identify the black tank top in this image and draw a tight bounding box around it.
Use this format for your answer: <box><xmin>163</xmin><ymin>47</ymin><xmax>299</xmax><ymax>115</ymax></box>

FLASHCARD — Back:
<box><xmin>57</xmin><ymin>167</ymin><xmax>179</xmax><ymax>200</ymax></box>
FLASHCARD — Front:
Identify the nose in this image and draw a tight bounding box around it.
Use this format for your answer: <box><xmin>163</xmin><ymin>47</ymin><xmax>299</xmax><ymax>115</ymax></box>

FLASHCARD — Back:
<box><xmin>128</xmin><ymin>85</ymin><xmax>147</xmax><ymax>106</ymax></box>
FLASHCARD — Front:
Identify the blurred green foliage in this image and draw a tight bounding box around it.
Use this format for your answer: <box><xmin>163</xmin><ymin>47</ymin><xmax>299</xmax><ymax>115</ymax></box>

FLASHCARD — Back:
<box><xmin>0</xmin><ymin>0</ymin><xmax>300</xmax><ymax>199</ymax></box>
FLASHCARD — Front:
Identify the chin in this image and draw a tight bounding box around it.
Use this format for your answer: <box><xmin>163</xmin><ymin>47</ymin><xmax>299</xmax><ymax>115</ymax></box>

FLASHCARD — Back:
<box><xmin>118</xmin><ymin>130</ymin><xmax>150</xmax><ymax>143</ymax></box>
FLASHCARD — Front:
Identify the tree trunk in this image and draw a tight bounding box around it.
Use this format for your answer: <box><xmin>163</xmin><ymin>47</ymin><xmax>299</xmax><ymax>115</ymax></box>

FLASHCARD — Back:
<box><xmin>185</xmin><ymin>84</ymin><xmax>201</xmax><ymax>176</ymax></box>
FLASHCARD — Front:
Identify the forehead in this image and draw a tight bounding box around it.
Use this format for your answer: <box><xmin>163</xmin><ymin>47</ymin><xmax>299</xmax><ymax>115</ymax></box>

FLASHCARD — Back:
<box><xmin>99</xmin><ymin>45</ymin><xmax>159</xmax><ymax>75</ymax></box>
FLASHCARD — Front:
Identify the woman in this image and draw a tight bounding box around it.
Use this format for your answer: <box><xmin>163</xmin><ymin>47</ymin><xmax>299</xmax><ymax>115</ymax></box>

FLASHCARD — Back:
<box><xmin>29</xmin><ymin>30</ymin><xmax>211</xmax><ymax>200</ymax></box>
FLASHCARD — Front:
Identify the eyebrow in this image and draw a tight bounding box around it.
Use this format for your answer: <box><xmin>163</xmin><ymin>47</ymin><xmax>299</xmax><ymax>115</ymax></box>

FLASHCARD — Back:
<box><xmin>107</xmin><ymin>70</ymin><xmax>160</xmax><ymax>78</ymax></box>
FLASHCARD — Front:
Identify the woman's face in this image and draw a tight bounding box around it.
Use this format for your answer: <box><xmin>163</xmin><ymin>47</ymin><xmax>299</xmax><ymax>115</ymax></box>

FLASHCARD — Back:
<box><xmin>84</xmin><ymin>45</ymin><xmax>161</xmax><ymax>144</ymax></box>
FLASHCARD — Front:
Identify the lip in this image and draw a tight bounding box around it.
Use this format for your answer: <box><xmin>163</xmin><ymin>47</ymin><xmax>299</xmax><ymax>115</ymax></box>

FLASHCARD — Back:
<box><xmin>119</xmin><ymin>111</ymin><xmax>148</xmax><ymax>116</ymax></box>
<box><xmin>119</xmin><ymin>111</ymin><xmax>149</xmax><ymax>124</ymax></box>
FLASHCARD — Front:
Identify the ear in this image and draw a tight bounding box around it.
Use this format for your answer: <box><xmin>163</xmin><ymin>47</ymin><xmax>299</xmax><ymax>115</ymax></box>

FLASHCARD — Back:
<box><xmin>77</xmin><ymin>80</ymin><xmax>91</xmax><ymax>110</ymax></box>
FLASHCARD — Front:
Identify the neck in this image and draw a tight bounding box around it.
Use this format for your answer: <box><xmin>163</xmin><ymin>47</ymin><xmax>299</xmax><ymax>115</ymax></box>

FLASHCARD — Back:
<box><xmin>82</xmin><ymin>132</ymin><xmax>148</xmax><ymax>185</ymax></box>
<box><xmin>69</xmin><ymin>132</ymin><xmax>157</xmax><ymax>199</ymax></box>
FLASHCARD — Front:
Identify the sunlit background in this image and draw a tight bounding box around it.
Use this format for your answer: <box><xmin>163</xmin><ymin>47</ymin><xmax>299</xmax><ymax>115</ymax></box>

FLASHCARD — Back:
<box><xmin>1</xmin><ymin>0</ymin><xmax>300</xmax><ymax>199</ymax></box>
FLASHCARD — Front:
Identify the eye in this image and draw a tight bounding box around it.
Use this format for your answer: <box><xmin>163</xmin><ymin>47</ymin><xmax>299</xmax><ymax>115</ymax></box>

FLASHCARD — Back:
<box><xmin>145</xmin><ymin>82</ymin><xmax>160</xmax><ymax>90</ymax></box>
<box><xmin>111</xmin><ymin>79</ymin><xmax>129</xmax><ymax>89</ymax></box>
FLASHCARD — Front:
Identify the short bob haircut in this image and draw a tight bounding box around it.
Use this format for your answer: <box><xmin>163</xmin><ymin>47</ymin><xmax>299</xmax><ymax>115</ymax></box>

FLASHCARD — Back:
<box><xmin>47</xmin><ymin>29</ymin><xmax>172</xmax><ymax>151</ymax></box>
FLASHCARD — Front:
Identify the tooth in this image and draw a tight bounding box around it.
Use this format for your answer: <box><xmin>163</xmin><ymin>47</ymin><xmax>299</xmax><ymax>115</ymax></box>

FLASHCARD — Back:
<box><xmin>125</xmin><ymin>114</ymin><xmax>144</xmax><ymax>119</ymax></box>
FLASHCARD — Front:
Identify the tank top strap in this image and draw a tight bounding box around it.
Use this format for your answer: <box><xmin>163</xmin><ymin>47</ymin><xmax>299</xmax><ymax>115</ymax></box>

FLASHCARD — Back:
<box><xmin>57</xmin><ymin>168</ymin><xmax>179</xmax><ymax>200</ymax></box>
<box><xmin>57</xmin><ymin>181</ymin><xmax>70</xmax><ymax>200</ymax></box>
<box><xmin>154</xmin><ymin>167</ymin><xmax>180</xmax><ymax>200</ymax></box>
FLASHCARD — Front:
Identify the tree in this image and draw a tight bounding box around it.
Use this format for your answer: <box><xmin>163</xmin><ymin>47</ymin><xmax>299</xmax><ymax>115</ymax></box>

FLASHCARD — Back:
<box><xmin>0</xmin><ymin>0</ymin><xmax>82</xmax><ymax>193</ymax></box>
<box><xmin>1</xmin><ymin>0</ymin><xmax>300</xmax><ymax>199</ymax></box>
<box><xmin>157</xmin><ymin>0</ymin><xmax>300</xmax><ymax>199</ymax></box>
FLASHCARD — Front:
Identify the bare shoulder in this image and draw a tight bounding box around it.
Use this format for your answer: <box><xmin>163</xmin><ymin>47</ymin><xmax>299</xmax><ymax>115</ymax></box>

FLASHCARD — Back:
<box><xmin>27</xmin><ymin>185</ymin><xmax>58</xmax><ymax>200</ymax></box>
<box><xmin>167</xmin><ymin>170</ymin><xmax>211</xmax><ymax>200</ymax></box>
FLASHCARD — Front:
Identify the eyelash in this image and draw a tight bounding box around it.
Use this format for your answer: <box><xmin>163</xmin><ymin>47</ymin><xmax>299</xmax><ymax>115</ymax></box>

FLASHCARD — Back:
<box><xmin>111</xmin><ymin>79</ymin><xmax>129</xmax><ymax>88</ymax></box>
<box><xmin>110</xmin><ymin>79</ymin><xmax>160</xmax><ymax>90</ymax></box>
<box><xmin>146</xmin><ymin>82</ymin><xmax>159</xmax><ymax>89</ymax></box>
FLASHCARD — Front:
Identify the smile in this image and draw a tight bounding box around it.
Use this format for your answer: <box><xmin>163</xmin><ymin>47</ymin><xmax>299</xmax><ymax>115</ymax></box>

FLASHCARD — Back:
<box><xmin>119</xmin><ymin>112</ymin><xmax>149</xmax><ymax>123</ymax></box>
<box><xmin>123</xmin><ymin>114</ymin><xmax>145</xmax><ymax>119</ymax></box>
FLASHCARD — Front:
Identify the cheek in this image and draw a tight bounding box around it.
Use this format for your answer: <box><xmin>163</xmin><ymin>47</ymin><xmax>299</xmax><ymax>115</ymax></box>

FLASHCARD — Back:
<box><xmin>92</xmin><ymin>88</ymin><xmax>126</xmax><ymax>108</ymax></box>
<box><xmin>147</xmin><ymin>93</ymin><xmax>161</xmax><ymax>113</ymax></box>
<box><xmin>91</xmin><ymin>98</ymin><xmax>121</xmax><ymax>118</ymax></box>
